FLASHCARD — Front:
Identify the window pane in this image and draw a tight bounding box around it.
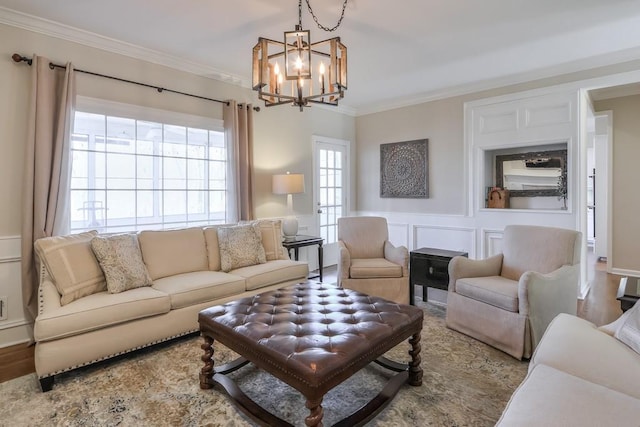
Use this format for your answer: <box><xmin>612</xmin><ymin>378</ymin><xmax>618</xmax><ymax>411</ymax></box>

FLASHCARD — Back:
<box><xmin>136</xmin><ymin>121</ymin><xmax>161</xmax><ymax>155</ymax></box>
<box><xmin>106</xmin><ymin>116</ymin><xmax>135</xmax><ymax>154</ymax></box>
<box><xmin>188</xmin><ymin>190</ymin><xmax>207</xmax><ymax>215</ymax></box>
<box><xmin>188</xmin><ymin>159</ymin><xmax>207</xmax><ymax>190</ymax></box>
<box><xmin>137</xmin><ymin>191</ymin><xmax>154</xmax><ymax>220</ymax></box>
<box><xmin>163</xmin><ymin>157</ymin><xmax>187</xmax><ymax>190</ymax></box>
<box><xmin>106</xmin><ymin>190</ymin><xmax>135</xmax><ymax>221</ymax></box>
<box><xmin>188</xmin><ymin>128</ymin><xmax>208</xmax><ymax>159</ymax></box>
<box><xmin>106</xmin><ymin>153</ymin><xmax>135</xmax><ymax>189</ymax></box>
<box><xmin>209</xmin><ymin>161</ymin><xmax>226</xmax><ymax>190</ymax></box>
<box><xmin>164</xmin><ymin>190</ymin><xmax>186</xmax><ymax>217</ymax></box>
<box><xmin>137</xmin><ymin>156</ymin><xmax>154</xmax><ymax>190</ymax></box>
<box><xmin>163</xmin><ymin>125</ymin><xmax>186</xmax><ymax>157</ymax></box>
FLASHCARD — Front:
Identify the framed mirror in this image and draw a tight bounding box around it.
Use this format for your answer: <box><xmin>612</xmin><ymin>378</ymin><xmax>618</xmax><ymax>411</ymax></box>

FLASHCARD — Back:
<box><xmin>495</xmin><ymin>149</ymin><xmax>567</xmax><ymax>197</ymax></box>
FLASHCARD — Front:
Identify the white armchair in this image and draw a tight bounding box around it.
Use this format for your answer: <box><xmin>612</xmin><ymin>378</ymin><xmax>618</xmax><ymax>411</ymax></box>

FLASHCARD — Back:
<box><xmin>337</xmin><ymin>216</ymin><xmax>410</xmax><ymax>304</ymax></box>
<box><xmin>445</xmin><ymin>225</ymin><xmax>581</xmax><ymax>359</ymax></box>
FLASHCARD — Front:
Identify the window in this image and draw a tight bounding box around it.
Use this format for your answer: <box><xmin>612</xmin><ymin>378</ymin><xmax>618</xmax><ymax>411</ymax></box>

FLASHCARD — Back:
<box><xmin>70</xmin><ymin>99</ymin><xmax>227</xmax><ymax>233</ymax></box>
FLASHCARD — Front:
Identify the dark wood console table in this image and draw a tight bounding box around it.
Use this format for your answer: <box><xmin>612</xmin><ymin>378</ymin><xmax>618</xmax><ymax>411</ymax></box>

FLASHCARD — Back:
<box><xmin>282</xmin><ymin>235</ymin><xmax>324</xmax><ymax>282</ymax></box>
<box><xmin>409</xmin><ymin>247</ymin><xmax>468</xmax><ymax>305</ymax></box>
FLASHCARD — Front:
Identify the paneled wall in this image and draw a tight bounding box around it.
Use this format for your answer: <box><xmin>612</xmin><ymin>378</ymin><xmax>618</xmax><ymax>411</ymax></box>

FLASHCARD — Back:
<box><xmin>0</xmin><ymin>236</ymin><xmax>30</xmax><ymax>346</ymax></box>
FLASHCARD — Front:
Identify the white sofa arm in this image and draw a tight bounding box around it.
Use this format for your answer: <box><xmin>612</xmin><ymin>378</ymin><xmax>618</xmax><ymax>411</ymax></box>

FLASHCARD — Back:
<box><xmin>448</xmin><ymin>254</ymin><xmax>503</xmax><ymax>292</ymax></box>
<box><xmin>518</xmin><ymin>264</ymin><xmax>579</xmax><ymax>349</ymax></box>
<box><xmin>337</xmin><ymin>240</ymin><xmax>351</xmax><ymax>286</ymax></box>
<box><xmin>384</xmin><ymin>241</ymin><xmax>409</xmax><ymax>276</ymax></box>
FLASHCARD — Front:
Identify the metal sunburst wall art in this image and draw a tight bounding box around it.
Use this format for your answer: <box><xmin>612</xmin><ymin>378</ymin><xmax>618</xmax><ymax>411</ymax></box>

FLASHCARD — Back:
<box><xmin>380</xmin><ymin>139</ymin><xmax>429</xmax><ymax>198</ymax></box>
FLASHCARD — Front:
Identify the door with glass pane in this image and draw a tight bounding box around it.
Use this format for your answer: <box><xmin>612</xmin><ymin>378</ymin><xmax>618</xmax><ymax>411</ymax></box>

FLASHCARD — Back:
<box><xmin>313</xmin><ymin>137</ymin><xmax>349</xmax><ymax>268</ymax></box>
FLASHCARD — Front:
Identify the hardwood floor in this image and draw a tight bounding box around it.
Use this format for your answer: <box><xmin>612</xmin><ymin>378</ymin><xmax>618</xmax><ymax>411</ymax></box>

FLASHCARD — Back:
<box><xmin>0</xmin><ymin>342</ymin><xmax>34</xmax><ymax>384</ymax></box>
<box><xmin>578</xmin><ymin>250</ymin><xmax>624</xmax><ymax>326</ymax></box>
<box><xmin>0</xmin><ymin>258</ymin><xmax>624</xmax><ymax>385</ymax></box>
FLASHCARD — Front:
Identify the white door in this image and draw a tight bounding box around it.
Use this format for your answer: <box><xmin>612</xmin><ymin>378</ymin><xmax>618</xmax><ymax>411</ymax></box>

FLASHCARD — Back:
<box><xmin>313</xmin><ymin>136</ymin><xmax>350</xmax><ymax>268</ymax></box>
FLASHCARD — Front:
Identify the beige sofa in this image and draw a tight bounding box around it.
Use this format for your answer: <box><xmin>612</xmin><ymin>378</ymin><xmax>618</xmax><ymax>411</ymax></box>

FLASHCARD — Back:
<box><xmin>32</xmin><ymin>221</ymin><xmax>308</xmax><ymax>391</ymax></box>
<box><xmin>497</xmin><ymin>313</ymin><xmax>640</xmax><ymax>425</ymax></box>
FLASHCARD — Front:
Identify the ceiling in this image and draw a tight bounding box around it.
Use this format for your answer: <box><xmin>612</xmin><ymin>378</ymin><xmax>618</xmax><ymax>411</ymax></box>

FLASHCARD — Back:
<box><xmin>2</xmin><ymin>0</ymin><xmax>640</xmax><ymax>114</ymax></box>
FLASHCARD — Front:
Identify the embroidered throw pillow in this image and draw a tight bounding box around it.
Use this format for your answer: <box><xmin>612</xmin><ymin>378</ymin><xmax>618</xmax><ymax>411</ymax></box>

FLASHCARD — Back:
<box><xmin>91</xmin><ymin>234</ymin><xmax>152</xmax><ymax>293</ymax></box>
<box><xmin>217</xmin><ymin>223</ymin><xmax>267</xmax><ymax>272</ymax></box>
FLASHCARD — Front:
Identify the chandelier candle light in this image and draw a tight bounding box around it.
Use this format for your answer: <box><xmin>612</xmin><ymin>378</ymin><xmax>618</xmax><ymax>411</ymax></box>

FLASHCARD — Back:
<box><xmin>253</xmin><ymin>0</ymin><xmax>348</xmax><ymax>111</ymax></box>
<box><xmin>272</xmin><ymin>172</ymin><xmax>306</xmax><ymax>240</ymax></box>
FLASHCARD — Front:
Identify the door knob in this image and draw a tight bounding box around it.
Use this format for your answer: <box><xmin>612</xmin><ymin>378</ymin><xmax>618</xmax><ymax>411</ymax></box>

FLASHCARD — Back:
<box><xmin>317</xmin><ymin>209</ymin><xmax>323</xmax><ymax>214</ymax></box>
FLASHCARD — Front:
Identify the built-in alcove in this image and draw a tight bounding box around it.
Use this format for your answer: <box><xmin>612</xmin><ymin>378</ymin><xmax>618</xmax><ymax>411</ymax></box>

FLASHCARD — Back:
<box><xmin>483</xmin><ymin>142</ymin><xmax>568</xmax><ymax>210</ymax></box>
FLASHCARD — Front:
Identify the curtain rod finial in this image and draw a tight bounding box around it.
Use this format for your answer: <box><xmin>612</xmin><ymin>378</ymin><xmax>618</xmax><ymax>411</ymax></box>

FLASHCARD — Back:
<box><xmin>12</xmin><ymin>53</ymin><xmax>32</xmax><ymax>65</ymax></box>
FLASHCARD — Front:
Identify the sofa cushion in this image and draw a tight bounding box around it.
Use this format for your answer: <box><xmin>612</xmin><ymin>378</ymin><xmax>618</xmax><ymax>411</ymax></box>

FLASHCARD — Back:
<box><xmin>217</xmin><ymin>223</ymin><xmax>267</xmax><ymax>272</ymax></box>
<box><xmin>34</xmin><ymin>287</ymin><xmax>170</xmax><ymax>341</ymax></box>
<box><xmin>349</xmin><ymin>258</ymin><xmax>402</xmax><ymax>279</ymax></box>
<box><xmin>204</xmin><ymin>226</ymin><xmax>222</xmax><ymax>271</ymax></box>
<box><xmin>497</xmin><ymin>364</ymin><xmax>640</xmax><ymax>426</ymax></box>
<box><xmin>138</xmin><ymin>228</ymin><xmax>208</xmax><ymax>280</ymax></box>
<box><xmin>91</xmin><ymin>234</ymin><xmax>152</xmax><ymax>293</ymax></box>
<box><xmin>255</xmin><ymin>220</ymin><xmax>289</xmax><ymax>261</ymax></box>
<box><xmin>152</xmin><ymin>271</ymin><xmax>246</xmax><ymax>310</ymax></box>
<box><xmin>231</xmin><ymin>260</ymin><xmax>308</xmax><ymax>291</ymax></box>
<box><xmin>34</xmin><ymin>230</ymin><xmax>107</xmax><ymax>306</ymax></box>
<box><xmin>455</xmin><ymin>276</ymin><xmax>519</xmax><ymax>312</ymax></box>
<box><xmin>532</xmin><ymin>313</ymin><xmax>640</xmax><ymax>400</ymax></box>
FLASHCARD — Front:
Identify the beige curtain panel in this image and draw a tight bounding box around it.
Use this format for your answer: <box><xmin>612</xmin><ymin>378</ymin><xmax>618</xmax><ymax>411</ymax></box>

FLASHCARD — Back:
<box><xmin>21</xmin><ymin>55</ymin><xmax>76</xmax><ymax>321</ymax></box>
<box><xmin>224</xmin><ymin>100</ymin><xmax>254</xmax><ymax>221</ymax></box>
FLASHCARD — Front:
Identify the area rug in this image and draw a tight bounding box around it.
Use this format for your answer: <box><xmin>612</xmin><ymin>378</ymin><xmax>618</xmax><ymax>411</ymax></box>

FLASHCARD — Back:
<box><xmin>1</xmin><ymin>301</ymin><xmax>528</xmax><ymax>426</ymax></box>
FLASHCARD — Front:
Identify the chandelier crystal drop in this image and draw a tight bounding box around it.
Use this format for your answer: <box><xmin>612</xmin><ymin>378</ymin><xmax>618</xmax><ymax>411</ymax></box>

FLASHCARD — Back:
<box><xmin>252</xmin><ymin>0</ymin><xmax>348</xmax><ymax>111</ymax></box>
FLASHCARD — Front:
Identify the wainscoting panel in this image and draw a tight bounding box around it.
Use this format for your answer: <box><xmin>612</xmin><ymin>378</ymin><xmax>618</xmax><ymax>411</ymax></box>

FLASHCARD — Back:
<box><xmin>413</xmin><ymin>225</ymin><xmax>476</xmax><ymax>258</ymax></box>
<box><xmin>482</xmin><ymin>229</ymin><xmax>504</xmax><ymax>258</ymax></box>
<box><xmin>0</xmin><ymin>235</ymin><xmax>32</xmax><ymax>348</ymax></box>
<box><xmin>388</xmin><ymin>223</ymin><xmax>410</xmax><ymax>249</ymax></box>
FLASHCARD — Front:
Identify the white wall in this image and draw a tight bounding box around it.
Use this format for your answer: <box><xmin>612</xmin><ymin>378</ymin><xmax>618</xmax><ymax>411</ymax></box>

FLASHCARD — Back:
<box><xmin>0</xmin><ymin>23</ymin><xmax>355</xmax><ymax>347</ymax></box>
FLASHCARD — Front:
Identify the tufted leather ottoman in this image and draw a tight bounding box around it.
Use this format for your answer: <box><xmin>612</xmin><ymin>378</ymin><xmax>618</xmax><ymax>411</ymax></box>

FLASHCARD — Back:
<box><xmin>198</xmin><ymin>282</ymin><xmax>423</xmax><ymax>427</ymax></box>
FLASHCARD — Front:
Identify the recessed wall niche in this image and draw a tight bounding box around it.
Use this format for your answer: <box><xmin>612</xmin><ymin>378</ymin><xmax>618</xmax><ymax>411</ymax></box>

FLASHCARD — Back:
<box><xmin>484</xmin><ymin>142</ymin><xmax>568</xmax><ymax>210</ymax></box>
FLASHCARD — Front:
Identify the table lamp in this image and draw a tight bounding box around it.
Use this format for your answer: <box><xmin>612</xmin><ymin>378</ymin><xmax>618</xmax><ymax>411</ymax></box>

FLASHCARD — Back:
<box><xmin>272</xmin><ymin>172</ymin><xmax>305</xmax><ymax>240</ymax></box>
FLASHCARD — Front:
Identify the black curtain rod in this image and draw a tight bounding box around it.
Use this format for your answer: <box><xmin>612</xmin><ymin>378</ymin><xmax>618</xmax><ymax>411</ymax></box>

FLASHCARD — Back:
<box><xmin>12</xmin><ymin>53</ymin><xmax>260</xmax><ymax>112</ymax></box>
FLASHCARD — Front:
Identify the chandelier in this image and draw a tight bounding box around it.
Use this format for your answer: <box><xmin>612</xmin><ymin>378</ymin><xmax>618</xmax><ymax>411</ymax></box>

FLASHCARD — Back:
<box><xmin>252</xmin><ymin>0</ymin><xmax>348</xmax><ymax>111</ymax></box>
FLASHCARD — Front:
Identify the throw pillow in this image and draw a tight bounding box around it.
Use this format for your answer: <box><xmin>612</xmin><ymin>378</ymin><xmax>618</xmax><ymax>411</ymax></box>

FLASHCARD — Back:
<box><xmin>614</xmin><ymin>301</ymin><xmax>640</xmax><ymax>355</ymax></box>
<box><xmin>33</xmin><ymin>230</ymin><xmax>106</xmax><ymax>305</ymax></box>
<box><xmin>91</xmin><ymin>234</ymin><xmax>152</xmax><ymax>293</ymax></box>
<box><xmin>254</xmin><ymin>220</ymin><xmax>290</xmax><ymax>261</ymax></box>
<box><xmin>217</xmin><ymin>223</ymin><xmax>267</xmax><ymax>272</ymax></box>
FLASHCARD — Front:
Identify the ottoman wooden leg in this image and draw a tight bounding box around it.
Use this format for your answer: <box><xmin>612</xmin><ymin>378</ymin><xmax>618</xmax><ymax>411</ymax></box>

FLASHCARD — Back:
<box><xmin>305</xmin><ymin>397</ymin><xmax>324</xmax><ymax>427</ymax></box>
<box><xmin>408</xmin><ymin>331</ymin><xmax>423</xmax><ymax>386</ymax></box>
<box><xmin>199</xmin><ymin>334</ymin><xmax>215</xmax><ymax>389</ymax></box>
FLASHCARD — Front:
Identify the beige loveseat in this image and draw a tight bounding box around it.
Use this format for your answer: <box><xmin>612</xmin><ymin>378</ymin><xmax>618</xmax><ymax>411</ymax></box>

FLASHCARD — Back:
<box><xmin>497</xmin><ymin>313</ymin><xmax>640</xmax><ymax>425</ymax></box>
<box><xmin>33</xmin><ymin>220</ymin><xmax>308</xmax><ymax>391</ymax></box>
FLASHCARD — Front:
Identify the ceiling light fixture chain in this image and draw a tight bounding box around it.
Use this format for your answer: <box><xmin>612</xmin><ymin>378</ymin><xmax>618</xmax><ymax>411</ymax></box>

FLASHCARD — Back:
<box><xmin>305</xmin><ymin>0</ymin><xmax>348</xmax><ymax>32</ymax></box>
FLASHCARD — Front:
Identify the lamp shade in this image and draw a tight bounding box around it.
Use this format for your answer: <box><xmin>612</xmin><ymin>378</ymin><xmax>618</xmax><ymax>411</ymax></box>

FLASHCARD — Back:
<box><xmin>272</xmin><ymin>173</ymin><xmax>305</xmax><ymax>195</ymax></box>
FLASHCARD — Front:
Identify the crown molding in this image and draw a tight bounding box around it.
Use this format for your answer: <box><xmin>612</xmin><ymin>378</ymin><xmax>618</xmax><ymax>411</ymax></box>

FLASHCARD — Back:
<box><xmin>354</xmin><ymin>46</ymin><xmax>640</xmax><ymax>117</ymax></box>
<box><xmin>0</xmin><ymin>6</ymin><xmax>251</xmax><ymax>88</ymax></box>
